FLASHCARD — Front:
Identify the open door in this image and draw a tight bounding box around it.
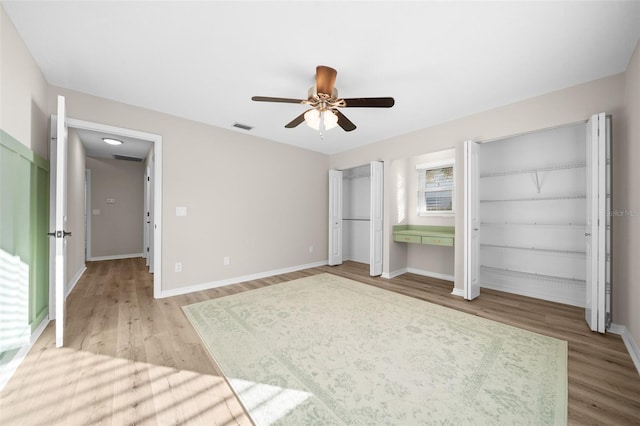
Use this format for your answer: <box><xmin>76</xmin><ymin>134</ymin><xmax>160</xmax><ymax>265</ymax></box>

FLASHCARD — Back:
<box><xmin>464</xmin><ymin>140</ymin><xmax>480</xmax><ymax>300</ymax></box>
<box><xmin>369</xmin><ymin>161</ymin><xmax>383</xmax><ymax>276</ymax></box>
<box><xmin>328</xmin><ymin>169</ymin><xmax>343</xmax><ymax>266</ymax></box>
<box><xmin>49</xmin><ymin>95</ymin><xmax>69</xmax><ymax>348</ymax></box>
<box><xmin>585</xmin><ymin>112</ymin><xmax>609</xmax><ymax>333</ymax></box>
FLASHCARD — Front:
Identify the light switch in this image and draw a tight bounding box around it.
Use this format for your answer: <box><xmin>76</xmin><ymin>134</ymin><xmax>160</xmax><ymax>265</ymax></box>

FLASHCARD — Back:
<box><xmin>92</xmin><ymin>209</ymin><xmax>100</xmax><ymax>215</ymax></box>
<box><xmin>176</xmin><ymin>207</ymin><xmax>187</xmax><ymax>216</ymax></box>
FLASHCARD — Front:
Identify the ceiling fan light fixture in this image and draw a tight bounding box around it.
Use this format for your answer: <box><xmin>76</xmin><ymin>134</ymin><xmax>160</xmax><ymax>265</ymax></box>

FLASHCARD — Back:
<box><xmin>304</xmin><ymin>109</ymin><xmax>321</xmax><ymax>130</ymax></box>
<box><xmin>323</xmin><ymin>110</ymin><xmax>339</xmax><ymax>130</ymax></box>
<box><xmin>102</xmin><ymin>137</ymin><xmax>123</xmax><ymax>146</ymax></box>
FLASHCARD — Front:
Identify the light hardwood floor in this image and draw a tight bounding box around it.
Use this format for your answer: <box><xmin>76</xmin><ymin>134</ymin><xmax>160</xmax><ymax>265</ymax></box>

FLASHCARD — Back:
<box><xmin>1</xmin><ymin>258</ymin><xmax>639</xmax><ymax>425</ymax></box>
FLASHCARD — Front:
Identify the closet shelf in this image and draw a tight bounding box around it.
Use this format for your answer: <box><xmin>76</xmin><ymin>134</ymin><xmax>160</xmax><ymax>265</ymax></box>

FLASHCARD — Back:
<box><xmin>480</xmin><ymin>243</ymin><xmax>586</xmax><ymax>255</ymax></box>
<box><xmin>479</xmin><ymin>161</ymin><xmax>586</xmax><ymax>178</ymax></box>
<box><xmin>480</xmin><ymin>195</ymin><xmax>586</xmax><ymax>203</ymax></box>
<box><xmin>480</xmin><ymin>266</ymin><xmax>585</xmax><ymax>286</ymax></box>
<box><xmin>481</xmin><ymin>222</ymin><xmax>587</xmax><ymax>228</ymax></box>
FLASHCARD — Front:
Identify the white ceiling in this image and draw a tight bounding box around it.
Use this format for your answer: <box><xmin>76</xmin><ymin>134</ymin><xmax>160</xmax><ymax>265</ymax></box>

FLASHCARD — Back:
<box><xmin>75</xmin><ymin>128</ymin><xmax>152</xmax><ymax>160</ymax></box>
<box><xmin>4</xmin><ymin>1</ymin><xmax>640</xmax><ymax>155</ymax></box>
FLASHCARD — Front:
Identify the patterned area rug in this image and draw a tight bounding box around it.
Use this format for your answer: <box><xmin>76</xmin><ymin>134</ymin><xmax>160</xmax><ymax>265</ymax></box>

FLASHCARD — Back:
<box><xmin>183</xmin><ymin>273</ymin><xmax>567</xmax><ymax>425</ymax></box>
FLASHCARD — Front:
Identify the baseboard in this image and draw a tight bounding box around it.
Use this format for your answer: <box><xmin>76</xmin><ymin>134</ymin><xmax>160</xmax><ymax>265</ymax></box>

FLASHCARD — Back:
<box><xmin>88</xmin><ymin>253</ymin><xmax>144</xmax><ymax>261</ymax></box>
<box><xmin>385</xmin><ymin>268</ymin><xmax>408</xmax><ymax>279</ymax></box>
<box><xmin>66</xmin><ymin>265</ymin><xmax>87</xmax><ymax>298</ymax></box>
<box><xmin>0</xmin><ymin>316</ymin><xmax>50</xmax><ymax>393</ymax></box>
<box><xmin>451</xmin><ymin>288</ymin><xmax>465</xmax><ymax>298</ymax></box>
<box><xmin>406</xmin><ymin>267</ymin><xmax>455</xmax><ymax>282</ymax></box>
<box><xmin>159</xmin><ymin>260</ymin><xmax>328</xmax><ymax>298</ymax></box>
<box><xmin>608</xmin><ymin>323</ymin><xmax>640</xmax><ymax>375</ymax></box>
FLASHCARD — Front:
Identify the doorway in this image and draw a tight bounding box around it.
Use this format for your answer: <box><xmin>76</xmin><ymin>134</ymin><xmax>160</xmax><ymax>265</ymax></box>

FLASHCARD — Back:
<box><xmin>60</xmin><ymin>117</ymin><xmax>163</xmax><ymax>298</ymax></box>
<box><xmin>328</xmin><ymin>161</ymin><xmax>384</xmax><ymax>276</ymax></box>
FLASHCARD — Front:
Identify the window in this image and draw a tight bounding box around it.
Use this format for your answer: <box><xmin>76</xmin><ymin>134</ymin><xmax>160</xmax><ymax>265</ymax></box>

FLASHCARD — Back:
<box><xmin>417</xmin><ymin>160</ymin><xmax>455</xmax><ymax>216</ymax></box>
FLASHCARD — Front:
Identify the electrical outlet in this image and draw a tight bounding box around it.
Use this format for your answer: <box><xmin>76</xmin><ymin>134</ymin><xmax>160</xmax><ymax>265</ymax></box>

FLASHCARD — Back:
<box><xmin>223</xmin><ymin>256</ymin><xmax>230</xmax><ymax>266</ymax></box>
<box><xmin>175</xmin><ymin>262</ymin><xmax>182</xmax><ymax>272</ymax></box>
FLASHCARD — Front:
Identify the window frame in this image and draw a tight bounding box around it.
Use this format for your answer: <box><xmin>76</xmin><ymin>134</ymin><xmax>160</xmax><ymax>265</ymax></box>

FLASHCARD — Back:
<box><xmin>416</xmin><ymin>159</ymin><xmax>455</xmax><ymax>217</ymax></box>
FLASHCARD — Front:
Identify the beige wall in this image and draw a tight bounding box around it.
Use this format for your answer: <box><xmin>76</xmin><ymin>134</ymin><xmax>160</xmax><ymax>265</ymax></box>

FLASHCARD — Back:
<box><xmin>0</xmin><ymin>5</ymin><xmax>48</xmax><ymax>159</ymax></box>
<box><xmin>617</xmin><ymin>40</ymin><xmax>640</xmax><ymax>346</ymax></box>
<box><xmin>86</xmin><ymin>157</ymin><xmax>144</xmax><ymax>258</ymax></box>
<box><xmin>330</xmin><ymin>73</ymin><xmax>626</xmax><ymax>302</ymax></box>
<box><xmin>47</xmin><ymin>87</ymin><xmax>330</xmax><ymax>291</ymax></box>
<box><xmin>3</xmin><ymin>1</ymin><xmax>639</xmax><ymax>344</ymax></box>
<box><xmin>66</xmin><ymin>128</ymin><xmax>86</xmax><ymax>288</ymax></box>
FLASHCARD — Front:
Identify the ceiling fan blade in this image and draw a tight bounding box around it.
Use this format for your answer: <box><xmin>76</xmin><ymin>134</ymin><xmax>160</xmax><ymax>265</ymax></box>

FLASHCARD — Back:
<box><xmin>284</xmin><ymin>110</ymin><xmax>310</xmax><ymax>128</ymax></box>
<box><xmin>342</xmin><ymin>97</ymin><xmax>395</xmax><ymax>108</ymax></box>
<box><xmin>316</xmin><ymin>65</ymin><xmax>337</xmax><ymax>96</ymax></box>
<box><xmin>252</xmin><ymin>96</ymin><xmax>305</xmax><ymax>104</ymax></box>
<box><xmin>333</xmin><ymin>110</ymin><xmax>357</xmax><ymax>132</ymax></box>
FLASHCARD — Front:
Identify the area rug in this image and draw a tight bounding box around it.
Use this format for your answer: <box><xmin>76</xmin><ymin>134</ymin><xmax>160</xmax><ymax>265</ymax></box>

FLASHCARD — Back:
<box><xmin>182</xmin><ymin>273</ymin><xmax>567</xmax><ymax>425</ymax></box>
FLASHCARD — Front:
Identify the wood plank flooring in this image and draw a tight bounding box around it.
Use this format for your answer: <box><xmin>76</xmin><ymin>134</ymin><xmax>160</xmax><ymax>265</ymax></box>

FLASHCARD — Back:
<box><xmin>1</xmin><ymin>258</ymin><xmax>639</xmax><ymax>425</ymax></box>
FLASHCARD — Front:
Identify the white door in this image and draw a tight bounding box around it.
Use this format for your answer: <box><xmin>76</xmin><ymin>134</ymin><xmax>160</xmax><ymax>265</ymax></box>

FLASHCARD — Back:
<box><xmin>49</xmin><ymin>95</ymin><xmax>69</xmax><ymax>348</ymax></box>
<box><xmin>143</xmin><ymin>167</ymin><xmax>150</xmax><ymax>267</ymax></box>
<box><xmin>328</xmin><ymin>169</ymin><xmax>343</xmax><ymax>265</ymax></box>
<box><xmin>585</xmin><ymin>112</ymin><xmax>607</xmax><ymax>333</ymax></box>
<box><xmin>369</xmin><ymin>161</ymin><xmax>383</xmax><ymax>276</ymax></box>
<box><xmin>464</xmin><ymin>140</ymin><xmax>480</xmax><ymax>300</ymax></box>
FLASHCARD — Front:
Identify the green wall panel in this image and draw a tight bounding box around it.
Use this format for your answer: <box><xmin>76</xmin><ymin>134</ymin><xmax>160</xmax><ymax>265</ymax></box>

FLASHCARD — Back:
<box><xmin>0</xmin><ymin>129</ymin><xmax>49</xmax><ymax>350</ymax></box>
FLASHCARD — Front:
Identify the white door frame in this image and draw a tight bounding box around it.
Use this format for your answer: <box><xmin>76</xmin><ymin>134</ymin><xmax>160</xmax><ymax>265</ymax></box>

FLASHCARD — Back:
<box><xmin>66</xmin><ymin>117</ymin><xmax>163</xmax><ymax>298</ymax></box>
<box><xmin>85</xmin><ymin>169</ymin><xmax>92</xmax><ymax>260</ymax></box>
<box><xmin>328</xmin><ymin>169</ymin><xmax>343</xmax><ymax>266</ymax></box>
<box><xmin>369</xmin><ymin>161</ymin><xmax>384</xmax><ymax>276</ymax></box>
<box><xmin>463</xmin><ymin>140</ymin><xmax>480</xmax><ymax>300</ymax></box>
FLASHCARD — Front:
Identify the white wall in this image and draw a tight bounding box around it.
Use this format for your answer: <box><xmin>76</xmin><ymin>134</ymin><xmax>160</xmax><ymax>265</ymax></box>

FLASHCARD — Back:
<box><xmin>86</xmin><ymin>157</ymin><xmax>144</xmax><ymax>258</ymax></box>
<box><xmin>66</xmin><ymin>128</ymin><xmax>87</xmax><ymax>290</ymax></box>
<box><xmin>0</xmin><ymin>5</ymin><xmax>48</xmax><ymax>158</ymax></box>
<box><xmin>617</xmin><ymin>40</ymin><xmax>640</xmax><ymax>348</ymax></box>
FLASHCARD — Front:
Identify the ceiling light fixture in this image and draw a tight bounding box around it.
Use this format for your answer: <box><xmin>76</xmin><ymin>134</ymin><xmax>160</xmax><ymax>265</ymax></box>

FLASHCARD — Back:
<box><xmin>304</xmin><ymin>109</ymin><xmax>338</xmax><ymax>131</ymax></box>
<box><xmin>102</xmin><ymin>137</ymin><xmax>123</xmax><ymax>145</ymax></box>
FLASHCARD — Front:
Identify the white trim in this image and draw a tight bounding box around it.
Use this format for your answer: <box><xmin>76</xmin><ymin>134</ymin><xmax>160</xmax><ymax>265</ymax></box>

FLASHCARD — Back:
<box><xmin>66</xmin><ymin>265</ymin><xmax>87</xmax><ymax>299</ymax></box>
<box><xmin>63</xmin><ymin>117</ymin><xmax>163</xmax><ymax>300</ymax></box>
<box><xmin>384</xmin><ymin>268</ymin><xmax>407</xmax><ymax>279</ymax></box>
<box><xmin>88</xmin><ymin>253</ymin><xmax>144</xmax><ymax>262</ymax></box>
<box><xmin>608</xmin><ymin>323</ymin><xmax>640</xmax><ymax>375</ymax></box>
<box><xmin>0</xmin><ymin>316</ymin><xmax>50</xmax><ymax>393</ymax></box>
<box><xmin>480</xmin><ymin>281</ymin><xmax>584</xmax><ymax>308</ymax></box>
<box><xmin>159</xmin><ymin>261</ymin><xmax>327</xmax><ymax>298</ymax></box>
<box><xmin>406</xmin><ymin>267</ymin><xmax>455</xmax><ymax>282</ymax></box>
<box><xmin>385</xmin><ymin>267</ymin><xmax>455</xmax><ymax>283</ymax></box>
<box><xmin>451</xmin><ymin>288</ymin><xmax>465</xmax><ymax>298</ymax></box>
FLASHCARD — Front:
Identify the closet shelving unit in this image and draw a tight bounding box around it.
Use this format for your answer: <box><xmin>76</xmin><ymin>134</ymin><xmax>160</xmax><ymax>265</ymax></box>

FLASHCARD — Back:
<box><xmin>478</xmin><ymin>124</ymin><xmax>588</xmax><ymax>307</ymax></box>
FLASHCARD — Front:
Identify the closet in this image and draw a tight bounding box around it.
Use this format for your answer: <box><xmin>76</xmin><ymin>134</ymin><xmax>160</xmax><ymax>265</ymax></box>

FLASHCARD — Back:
<box><xmin>329</xmin><ymin>161</ymin><xmax>383</xmax><ymax>276</ymax></box>
<box><xmin>464</xmin><ymin>113</ymin><xmax>611</xmax><ymax>332</ymax></box>
<box><xmin>342</xmin><ymin>165</ymin><xmax>371</xmax><ymax>263</ymax></box>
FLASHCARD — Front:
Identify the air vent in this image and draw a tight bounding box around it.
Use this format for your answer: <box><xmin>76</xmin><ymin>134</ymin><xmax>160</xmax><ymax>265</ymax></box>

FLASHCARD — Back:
<box><xmin>233</xmin><ymin>123</ymin><xmax>253</xmax><ymax>131</ymax></box>
<box><xmin>113</xmin><ymin>154</ymin><xmax>143</xmax><ymax>162</ymax></box>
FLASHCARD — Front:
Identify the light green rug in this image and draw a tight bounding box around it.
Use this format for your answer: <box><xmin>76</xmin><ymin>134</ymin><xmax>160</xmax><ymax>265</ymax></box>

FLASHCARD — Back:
<box><xmin>183</xmin><ymin>273</ymin><xmax>567</xmax><ymax>425</ymax></box>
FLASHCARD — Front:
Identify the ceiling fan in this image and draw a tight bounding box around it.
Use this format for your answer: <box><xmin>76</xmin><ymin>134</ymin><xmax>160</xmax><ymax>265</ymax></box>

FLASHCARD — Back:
<box><xmin>251</xmin><ymin>65</ymin><xmax>395</xmax><ymax>132</ymax></box>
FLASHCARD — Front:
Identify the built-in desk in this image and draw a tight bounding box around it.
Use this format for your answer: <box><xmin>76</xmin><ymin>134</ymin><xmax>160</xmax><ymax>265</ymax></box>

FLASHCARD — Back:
<box><xmin>392</xmin><ymin>225</ymin><xmax>455</xmax><ymax>247</ymax></box>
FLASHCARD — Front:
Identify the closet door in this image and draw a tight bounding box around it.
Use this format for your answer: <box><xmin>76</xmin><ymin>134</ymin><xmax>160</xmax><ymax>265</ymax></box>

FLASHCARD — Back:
<box><xmin>328</xmin><ymin>169</ymin><xmax>343</xmax><ymax>266</ymax></box>
<box><xmin>369</xmin><ymin>161</ymin><xmax>383</xmax><ymax>276</ymax></box>
<box><xmin>585</xmin><ymin>113</ymin><xmax>608</xmax><ymax>333</ymax></box>
<box><xmin>464</xmin><ymin>140</ymin><xmax>480</xmax><ymax>300</ymax></box>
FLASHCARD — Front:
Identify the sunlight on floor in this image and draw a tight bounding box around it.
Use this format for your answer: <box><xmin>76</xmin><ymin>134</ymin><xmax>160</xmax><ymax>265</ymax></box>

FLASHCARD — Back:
<box><xmin>229</xmin><ymin>378</ymin><xmax>311</xmax><ymax>425</ymax></box>
<box><xmin>0</xmin><ymin>338</ymin><xmax>247</xmax><ymax>425</ymax></box>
